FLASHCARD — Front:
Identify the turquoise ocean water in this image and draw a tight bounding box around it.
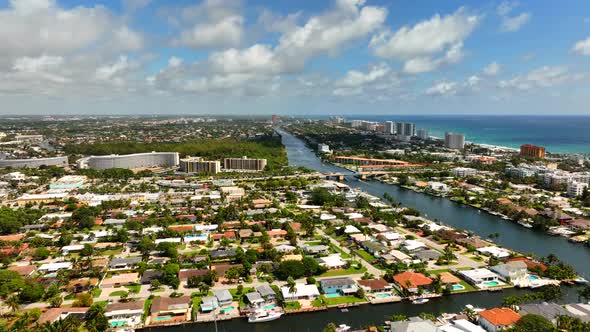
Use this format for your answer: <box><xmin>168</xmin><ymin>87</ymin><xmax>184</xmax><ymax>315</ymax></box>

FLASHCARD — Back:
<box><xmin>316</xmin><ymin>115</ymin><xmax>590</xmax><ymax>154</ymax></box>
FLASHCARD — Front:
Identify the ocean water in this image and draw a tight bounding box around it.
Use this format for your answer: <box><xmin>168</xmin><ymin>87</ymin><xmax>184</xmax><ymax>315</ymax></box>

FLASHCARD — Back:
<box><xmin>319</xmin><ymin>115</ymin><xmax>590</xmax><ymax>154</ymax></box>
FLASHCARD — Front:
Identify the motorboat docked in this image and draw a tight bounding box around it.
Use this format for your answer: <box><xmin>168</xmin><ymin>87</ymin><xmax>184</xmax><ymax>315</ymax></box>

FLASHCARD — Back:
<box><xmin>336</xmin><ymin>324</ymin><xmax>351</xmax><ymax>331</ymax></box>
<box><xmin>412</xmin><ymin>297</ymin><xmax>429</xmax><ymax>304</ymax></box>
<box><xmin>517</xmin><ymin>221</ymin><xmax>533</xmax><ymax>228</ymax></box>
<box><xmin>248</xmin><ymin>309</ymin><xmax>282</xmax><ymax>323</ymax></box>
<box><xmin>575</xmin><ymin>277</ymin><xmax>589</xmax><ymax>284</ymax></box>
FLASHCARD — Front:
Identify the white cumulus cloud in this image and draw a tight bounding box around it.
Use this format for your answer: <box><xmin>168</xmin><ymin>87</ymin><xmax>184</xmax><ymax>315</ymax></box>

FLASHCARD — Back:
<box><xmin>572</xmin><ymin>37</ymin><xmax>590</xmax><ymax>55</ymax></box>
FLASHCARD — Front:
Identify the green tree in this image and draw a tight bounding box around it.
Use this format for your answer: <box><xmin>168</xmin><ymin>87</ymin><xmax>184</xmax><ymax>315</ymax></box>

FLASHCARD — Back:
<box><xmin>72</xmin><ymin>293</ymin><xmax>93</xmax><ymax>307</ymax></box>
<box><xmin>33</xmin><ymin>247</ymin><xmax>51</xmax><ymax>260</ymax></box>
<box><xmin>0</xmin><ymin>270</ymin><xmax>24</xmax><ymax>298</ymax></box>
<box><xmin>510</xmin><ymin>314</ymin><xmax>555</xmax><ymax>332</ymax></box>
<box><xmin>5</xmin><ymin>295</ymin><xmax>20</xmax><ymax>312</ymax></box>
<box><xmin>85</xmin><ymin>304</ymin><xmax>108</xmax><ymax>332</ymax></box>
<box><xmin>80</xmin><ymin>244</ymin><xmax>94</xmax><ymax>257</ymax></box>
<box><xmin>323</xmin><ymin>322</ymin><xmax>337</xmax><ymax>332</ymax></box>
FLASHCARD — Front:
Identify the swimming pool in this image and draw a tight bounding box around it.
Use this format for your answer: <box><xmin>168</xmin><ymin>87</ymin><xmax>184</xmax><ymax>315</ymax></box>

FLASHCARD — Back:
<box><xmin>375</xmin><ymin>293</ymin><xmax>392</xmax><ymax>298</ymax></box>
<box><xmin>325</xmin><ymin>293</ymin><xmax>341</xmax><ymax>298</ymax></box>
<box><xmin>153</xmin><ymin>316</ymin><xmax>172</xmax><ymax>322</ymax></box>
<box><xmin>452</xmin><ymin>284</ymin><xmax>465</xmax><ymax>291</ymax></box>
<box><xmin>528</xmin><ymin>275</ymin><xmax>539</xmax><ymax>281</ymax></box>
<box><xmin>263</xmin><ymin>303</ymin><xmax>277</xmax><ymax>310</ymax></box>
<box><xmin>484</xmin><ymin>281</ymin><xmax>500</xmax><ymax>287</ymax></box>
<box><xmin>220</xmin><ymin>306</ymin><xmax>235</xmax><ymax>314</ymax></box>
<box><xmin>109</xmin><ymin>321</ymin><xmax>126</xmax><ymax>327</ymax></box>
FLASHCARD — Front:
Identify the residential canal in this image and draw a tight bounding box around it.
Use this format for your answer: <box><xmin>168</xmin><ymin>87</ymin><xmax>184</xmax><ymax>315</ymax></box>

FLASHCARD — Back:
<box><xmin>148</xmin><ymin>129</ymin><xmax>587</xmax><ymax>332</ymax></box>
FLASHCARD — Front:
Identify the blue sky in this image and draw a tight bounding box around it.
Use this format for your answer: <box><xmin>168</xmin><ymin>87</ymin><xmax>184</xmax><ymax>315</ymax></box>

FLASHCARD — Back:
<box><xmin>0</xmin><ymin>0</ymin><xmax>589</xmax><ymax>115</ymax></box>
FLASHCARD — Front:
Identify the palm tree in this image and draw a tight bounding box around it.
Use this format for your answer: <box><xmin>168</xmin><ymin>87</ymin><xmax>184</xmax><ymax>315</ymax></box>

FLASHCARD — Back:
<box><xmin>198</xmin><ymin>282</ymin><xmax>210</xmax><ymax>296</ymax></box>
<box><xmin>287</xmin><ymin>276</ymin><xmax>297</xmax><ymax>296</ymax></box>
<box><xmin>5</xmin><ymin>295</ymin><xmax>20</xmax><ymax>313</ymax></box>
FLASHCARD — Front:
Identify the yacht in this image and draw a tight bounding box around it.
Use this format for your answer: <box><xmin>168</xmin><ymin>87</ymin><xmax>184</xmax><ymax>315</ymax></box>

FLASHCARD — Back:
<box><xmin>412</xmin><ymin>297</ymin><xmax>429</xmax><ymax>304</ymax></box>
<box><xmin>248</xmin><ymin>309</ymin><xmax>283</xmax><ymax>323</ymax></box>
<box><xmin>336</xmin><ymin>324</ymin><xmax>351</xmax><ymax>331</ymax></box>
<box><xmin>518</xmin><ymin>221</ymin><xmax>533</xmax><ymax>228</ymax></box>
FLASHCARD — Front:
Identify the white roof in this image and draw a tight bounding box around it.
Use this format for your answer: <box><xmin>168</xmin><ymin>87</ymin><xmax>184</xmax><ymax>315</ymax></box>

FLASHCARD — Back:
<box><xmin>155</xmin><ymin>238</ymin><xmax>182</xmax><ymax>244</ymax></box>
<box><xmin>39</xmin><ymin>262</ymin><xmax>72</xmax><ymax>271</ymax></box>
<box><xmin>344</xmin><ymin>212</ymin><xmax>363</xmax><ymax>219</ymax></box>
<box><xmin>194</xmin><ymin>224</ymin><xmax>218</xmax><ymax>231</ymax></box>
<box><xmin>477</xmin><ymin>246</ymin><xmax>510</xmax><ymax>258</ymax></box>
<box><xmin>381</xmin><ymin>232</ymin><xmax>403</xmax><ymax>241</ymax></box>
<box><xmin>319</xmin><ymin>254</ymin><xmax>347</xmax><ymax>268</ymax></box>
<box><xmin>452</xmin><ymin>319</ymin><xmax>486</xmax><ymax>332</ymax></box>
<box><xmin>320</xmin><ymin>213</ymin><xmax>336</xmax><ymax>220</ymax></box>
<box><xmin>344</xmin><ymin>225</ymin><xmax>361</xmax><ymax>234</ymax></box>
<box><xmin>402</xmin><ymin>239</ymin><xmax>426</xmax><ymax>251</ymax></box>
<box><xmin>460</xmin><ymin>268</ymin><xmax>501</xmax><ymax>281</ymax></box>
<box><xmin>281</xmin><ymin>283</ymin><xmax>320</xmax><ymax>298</ymax></box>
<box><xmin>368</xmin><ymin>224</ymin><xmax>389</xmax><ymax>232</ymax></box>
<box><xmin>62</xmin><ymin>245</ymin><xmax>84</xmax><ymax>251</ymax></box>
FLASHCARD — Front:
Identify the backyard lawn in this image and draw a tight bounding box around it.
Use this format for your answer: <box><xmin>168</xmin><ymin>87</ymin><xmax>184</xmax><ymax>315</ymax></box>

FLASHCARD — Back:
<box><xmin>354</xmin><ymin>249</ymin><xmax>376</xmax><ymax>262</ymax></box>
<box><xmin>284</xmin><ymin>301</ymin><xmax>301</xmax><ymax>310</ymax></box>
<box><xmin>322</xmin><ymin>295</ymin><xmax>366</xmax><ymax>306</ymax></box>
<box><xmin>319</xmin><ymin>266</ymin><xmax>367</xmax><ymax>277</ymax></box>
<box><xmin>125</xmin><ymin>284</ymin><xmax>141</xmax><ymax>294</ymax></box>
<box><xmin>109</xmin><ymin>290</ymin><xmax>128</xmax><ymax>297</ymax></box>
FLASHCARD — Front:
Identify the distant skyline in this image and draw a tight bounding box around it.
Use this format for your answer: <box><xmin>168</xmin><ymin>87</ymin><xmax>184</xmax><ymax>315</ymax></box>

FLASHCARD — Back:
<box><xmin>0</xmin><ymin>0</ymin><xmax>589</xmax><ymax>115</ymax></box>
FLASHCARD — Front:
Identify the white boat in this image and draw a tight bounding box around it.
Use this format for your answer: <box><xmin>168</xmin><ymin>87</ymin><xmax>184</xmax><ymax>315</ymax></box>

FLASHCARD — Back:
<box><xmin>336</xmin><ymin>324</ymin><xmax>351</xmax><ymax>331</ymax></box>
<box><xmin>412</xmin><ymin>297</ymin><xmax>429</xmax><ymax>304</ymax></box>
<box><xmin>248</xmin><ymin>309</ymin><xmax>283</xmax><ymax>323</ymax></box>
<box><xmin>575</xmin><ymin>277</ymin><xmax>589</xmax><ymax>284</ymax></box>
<box><xmin>518</xmin><ymin>221</ymin><xmax>533</xmax><ymax>228</ymax></box>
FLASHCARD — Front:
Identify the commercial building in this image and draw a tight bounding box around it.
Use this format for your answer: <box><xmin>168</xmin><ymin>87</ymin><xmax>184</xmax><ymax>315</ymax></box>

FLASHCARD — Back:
<box><xmin>77</xmin><ymin>152</ymin><xmax>180</xmax><ymax>170</ymax></box>
<box><xmin>271</xmin><ymin>114</ymin><xmax>278</xmax><ymax>125</ymax></box>
<box><xmin>452</xmin><ymin>167</ymin><xmax>477</xmax><ymax>177</ymax></box>
<box><xmin>333</xmin><ymin>156</ymin><xmax>408</xmax><ymax>166</ymax></box>
<box><xmin>520</xmin><ymin>144</ymin><xmax>545</xmax><ymax>158</ymax></box>
<box><xmin>179</xmin><ymin>156</ymin><xmax>221</xmax><ymax>174</ymax></box>
<box><xmin>0</xmin><ymin>156</ymin><xmax>68</xmax><ymax>168</ymax></box>
<box><xmin>223</xmin><ymin>156</ymin><xmax>267</xmax><ymax>171</ymax></box>
<box><xmin>568</xmin><ymin>181</ymin><xmax>588</xmax><ymax>197</ymax></box>
<box><xmin>318</xmin><ymin>144</ymin><xmax>331</xmax><ymax>154</ymax></box>
<box><xmin>15</xmin><ymin>134</ymin><xmax>43</xmax><ymax>144</ymax></box>
<box><xmin>444</xmin><ymin>132</ymin><xmax>465</xmax><ymax>150</ymax></box>
<box><xmin>417</xmin><ymin>128</ymin><xmax>429</xmax><ymax>140</ymax></box>
<box><xmin>49</xmin><ymin>175</ymin><xmax>87</xmax><ymax>189</ymax></box>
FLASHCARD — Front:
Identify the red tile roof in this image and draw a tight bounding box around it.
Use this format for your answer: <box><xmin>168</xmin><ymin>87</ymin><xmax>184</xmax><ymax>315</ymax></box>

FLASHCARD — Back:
<box><xmin>357</xmin><ymin>278</ymin><xmax>390</xmax><ymax>290</ymax></box>
<box><xmin>479</xmin><ymin>308</ymin><xmax>521</xmax><ymax>327</ymax></box>
<box><xmin>392</xmin><ymin>272</ymin><xmax>432</xmax><ymax>289</ymax></box>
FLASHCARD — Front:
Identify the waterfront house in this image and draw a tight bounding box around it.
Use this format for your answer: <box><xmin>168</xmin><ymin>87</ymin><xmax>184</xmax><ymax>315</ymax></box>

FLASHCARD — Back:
<box><xmin>245</xmin><ymin>292</ymin><xmax>264</xmax><ymax>306</ymax></box>
<box><xmin>477</xmin><ymin>246</ymin><xmax>510</xmax><ymax>259</ymax></box>
<box><xmin>319</xmin><ymin>277</ymin><xmax>358</xmax><ymax>295</ymax></box>
<box><xmin>150</xmin><ymin>296</ymin><xmax>192</xmax><ymax>323</ymax></box>
<box><xmin>519</xmin><ymin>302</ymin><xmax>571</xmax><ymax>324</ymax></box>
<box><xmin>478</xmin><ymin>308</ymin><xmax>521</xmax><ymax>332</ymax></box>
<box><xmin>392</xmin><ymin>272</ymin><xmax>433</xmax><ymax>294</ymax></box>
<box><xmin>39</xmin><ymin>308</ymin><xmax>89</xmax><ymax>324</ymax></box>
<box><xmin>390</xmin><ymin>317</ymin><xmax>442</xmax><ymax>332</ymax></box>
<box><xmin>213</xmin><ymin>289</ymin><xmax>233</xmax><ymax>306</ymax></box>
<box><xmin>459</xmin><ymin>269</ymin><xmax>502</xmax><ymax>288</ymax></box>
<box><xmin>200</xmin><ymin>296</ymin><xmax>219</xmax><ymax>312</ymax></box>
<box><xmin>456</xmin><ymin>236</ymin><xmax>488</xmax><ymax>249</ymax></box>
<box><xmin>281</xmin><ymin>283</ymin><xmax>320</xmax><ymax>301</ymax></box>
<box><xmin>490</xmin><ymin>261</ymin><xmax>528</xmax><ymax>283</ymax></box>
<box><xmin>438</xmin><ymin>272</ymin><xmax>462</xmax><ymax>286</ymax></box>
<box><xmin>256</xmin><ymin>284</ymin><xmax>276</xmax><ymax>300</ymax></box>
<box><xmin>357</xmin><ymin>278</ymin><xmax>391</xmax><ymax>293</ymax></box>
<box><xmin>105</xmin><ymin>301</ymin><xmax>144</xmax><ymax>327</ymax></box>
<box><xmin>442</xmin><ymin>319</ymin><xmax>486</xmax><ymax>332</ymax></box>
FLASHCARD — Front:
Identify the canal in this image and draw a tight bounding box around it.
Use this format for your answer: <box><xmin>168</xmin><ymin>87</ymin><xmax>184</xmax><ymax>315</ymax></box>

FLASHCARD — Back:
<box><xmin>149</xmin><ymin>129</ymin><xmax>587</xmax><ymax>332</ymax></box>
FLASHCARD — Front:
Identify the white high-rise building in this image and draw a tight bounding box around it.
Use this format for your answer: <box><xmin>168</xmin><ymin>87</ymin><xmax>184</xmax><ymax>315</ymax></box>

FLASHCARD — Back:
<box><xmin>445</xmin><ymin>132</ymin><xmax>465</xmax><ymax>150</ymax></box>
<box><xmin>567</xmin><ymin>181</ymin><xmax>588</xmax><ymax>197</ymax></box>
<box><xmin>417</xmin><ymin>129</ymin><xmax>429</xmax><ymax>140</ymax></box>
<box><xmin>385</xmin><ymin>121</ymin><xmax>395</xmax><ymax>135</ymax></box>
